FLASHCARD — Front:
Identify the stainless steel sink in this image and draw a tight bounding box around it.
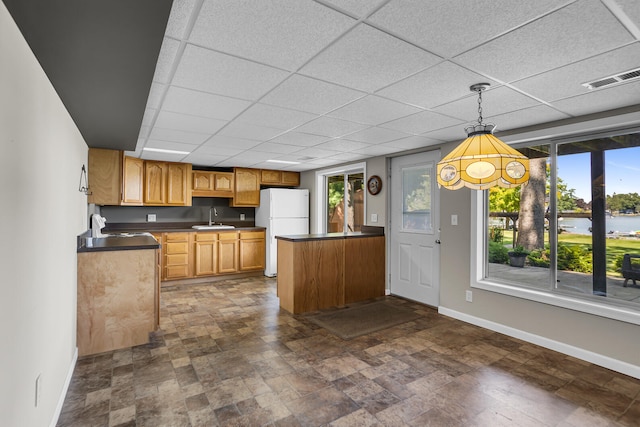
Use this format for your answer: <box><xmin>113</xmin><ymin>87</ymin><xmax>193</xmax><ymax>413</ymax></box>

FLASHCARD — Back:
<box><xmin>191</xmin><ymin>225</ymin><xmax>235</xmax><ymax>230</ymax></box>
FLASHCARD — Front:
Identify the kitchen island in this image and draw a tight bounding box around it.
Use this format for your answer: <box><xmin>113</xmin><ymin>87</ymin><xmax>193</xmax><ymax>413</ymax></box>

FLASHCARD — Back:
<box><xmin>76</xmin><ymin>232</ymin><xmax>160</xmax><ymax>356</ymax></box>
<box><xmin>276</xmin><ymin>227</ymin><xmax>385</xmax><ymax>314</ymax></box>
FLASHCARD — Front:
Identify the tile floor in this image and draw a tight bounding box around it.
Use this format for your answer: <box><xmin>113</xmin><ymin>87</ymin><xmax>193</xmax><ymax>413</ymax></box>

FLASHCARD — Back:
<box><xmin>58</xmin><ymin>276</ymin><xmax>640</xmax><ymax>426</ymax></box>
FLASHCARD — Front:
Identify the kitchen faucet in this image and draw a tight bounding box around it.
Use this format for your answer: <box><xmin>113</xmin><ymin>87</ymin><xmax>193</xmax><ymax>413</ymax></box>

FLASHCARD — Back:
<box><xmin>209</xmin><ymin>207</ymin><xmax>218</xmax><ymax>226</ymax></box>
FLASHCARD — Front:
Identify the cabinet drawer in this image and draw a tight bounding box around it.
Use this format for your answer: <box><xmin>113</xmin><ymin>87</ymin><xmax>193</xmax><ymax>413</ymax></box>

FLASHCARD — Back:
<box><xmin>166</xmin><ymin>242</ymin><xmax>189</xmax><ymax>254</ymax></box>
<box><xmin>166</xmin><ymin>253</ymin><xmax>189</xmax><ymax>265</ymax></box>
<box><xmin>165</xmin><ymin>264</ymin><xmax>190</xmax><ymax>279</ymax></box>
<box><xmin>195</xmin><ymin>232</ymin><xmax>217</xmax><ymax>241</ymax></box>
<box><xmin>240</xmin><ymin>231</ymin><xmax>265</xmax><ymax>240</ymax></box>
<box><xmin>166</xmin><ymin>232</ymin><xmax>189</xmax><ymax>242</ymax></box>
<box><xmin>218</xmin><ymin>232</ymin><xmax>239</xmax><ymax>241</ymax></box>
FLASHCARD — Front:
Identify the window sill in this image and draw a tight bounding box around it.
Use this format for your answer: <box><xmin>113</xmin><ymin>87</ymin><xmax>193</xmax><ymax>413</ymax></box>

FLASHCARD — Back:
<box><xmin>472</xmin><ymin>278</ymin><xmax>640</xmax><ymax>326</ymax></box>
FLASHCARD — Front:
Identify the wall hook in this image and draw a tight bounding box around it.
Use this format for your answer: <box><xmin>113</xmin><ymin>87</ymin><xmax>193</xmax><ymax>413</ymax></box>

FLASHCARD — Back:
<box><xmin>79</xmin><ymin>164</ymin><xmax>92</xmax><ymax>195</ymax></box>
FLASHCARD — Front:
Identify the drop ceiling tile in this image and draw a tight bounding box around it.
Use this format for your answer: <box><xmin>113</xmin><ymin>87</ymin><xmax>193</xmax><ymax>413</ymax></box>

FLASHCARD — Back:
<box><xmin>432</xmin><ymin>86</ymin><xmax>540</xmax><ymax>120</ymax></box>
<box><xmin>422</xmin><ymin>125</ymin><xmax>467</xmax><ymax>143</ymax></box>
<box><xmin>315</xmin><ymin>139</ymin><xmax>371</xmax><ymax>152</ymax></box>
<box><xmin>486</xmin><ymin>105</ymin><xmax>570</xmax><ymax>132</ymax></box>
<box><xmin>251</xmin><ymin>142</ymin><xmax>304</xmax><ymax>154</ymax></box>
<box><xmin>165</xmin><ymin>0</ymin><xmax>197</xmax><ymax>40</ymax></box>
<box><xmin>152</xmin><ymin>37</ymin><xmax>180</xmax><ymax>84</ymax></box>
<box><xmin>149</xmin><ymin>127</ymin><xmax>211</xmax><ymax>145</ymax></box>
<box><xmin>295</xmin><ymin>117</ymin><xmax>369</xmax><ymax>137</ymax></box>
<box><xmin>305</xmin><ymin>157</ymin><xmax>345</xmax><ymax>166</ymax></box>
<box><xmin>613</xmin><ymin>0</ymin><xmax>640</xmax><ymax>31</ymax></box>
<box><xmin>340</xmin><ymin>126</ymin><xmax>411</xmax><ymax>144</ymax></box>
<box><xmin>455</xmin><ymin>0</ymin><xmax>635</xmax><ymax>82</ymax></box>
<box><xmin>162</xmin><ymin>86</ymin><xmax>252</xmax><ymax>120</ymax></box>
<box><xmin>300</xmin><ymin>23</ymin><xmax>442</xmax><ymax>92</ymax></box>
<box><xmin>141</xmin><ymin>108</ymin><xmax>157</xmax><ymax>128</ymax></box>
<box><xmin>270</xmin><ymin>131</ymin><xmax>330</xmax><ymax>147</ymax></box>
<box><xmin>382</xmin><ymin>135</ymin><xmax>442</xmax><ymax>150</ymax></box>
<box><xmin>550</xmin><ymin>80</ymin><xmax>640</xmax><ymax>116</ymax></box>
<box><xmin>369</xmin><ymin>0</ymin><xmax>568</xmax><ymax>57</ymax></box>
<box><xmin>235</xmin><ymin>104</ymin><xmax>318</xmax><ymax>131</ymax></box>
<box><xmin>144</xmin><ymin>139</ymin><xmax>198</xmax><ymax>152</ymax></box>
<box><xmin>327</xmin><ymin>95</ymin><xmax>422</xmax><ymax>126</ymax></box>
<box><xmin>326</xmin><ymin>152</ymin><xmax>369</xmax><ymax>162</ymax></box>
<box><xmin>323</xmin><ymin>0</ymin><xmax>388</xmax><ymax>18</ymax></box>
<box><xmin>512</xmin><ymin>43</ymin><xmax>640</xmax><ymax>102</ymax></box>
<box><xmin>192</xmin><ymin>144</ymin><xmax>244</xmax><ymax>157</ymax></box>
<box><xmin>173</xmin><ymin>45</ymin><xmax>289</xmax><ymax>100</ymax></box>
<box><xmin>381</xmin><ymin>110</ymin><xmax>465</xmax><ymax>135</ymax></box>
<box><xmin>217</xmin><ymin>157</ymin><xmax>261</xmax><ymax>168</ymax></box>
<box><xmin>218</xmin><ymin>121</ymin><xmax>284</xmax><ymax>141</ymax></box>
<box><xmin>378</xmin><ymin>62</ymin><xmax>499</xmax><ymax>108</ymax></box>
<box><xmin>183</xmin><ymin>153</ymin><xmax>228</xmax><ymax>167</ymax></box>
<box><xmin>261</xmin><ymin>74</ymin><xmax>365</xmax><ymax>114</ymax></box>
<box><xmin>146</xmin><ymin>83</ymin><xmax>166</xmax><ymax>110</ymax></box>
<box><xmin>203</xmin><ymin>135</ymin><xmax>263</xmax><ymax>150</ymax></box>
<box><xmin>351</xmin><ymin>144</ymin><xmax>399</xmax><ymax>156</ymax></box>
<box><xmin>293</xmin><ymin>147</ymin><xmax>343</xmax><ymax>159</ymax></box>
<box><xmin>155</xmin><ymin>110</ymin><xmax>227</xmax><ymax>134</ymax></box>
<box><xmin>138</xmin><ymin>125</ymin><xmax>150</xmax><ymax>139</ymax></box>
<box><xmin>189</xmin><ymin>0</ymin><xmax>355</xmax><ymax>70</ymax></box>
<box><xmin>139</xmin><ymin>151</ymin><xmax>189</xmax><ymax>162</ymax></box>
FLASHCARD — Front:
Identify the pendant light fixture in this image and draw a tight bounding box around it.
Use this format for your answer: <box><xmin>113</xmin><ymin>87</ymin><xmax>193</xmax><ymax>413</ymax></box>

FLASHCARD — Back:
<box><xmin>437</xmin><ymin>83</ymin><xmax>529</xmax><ymax>190</ymax></box>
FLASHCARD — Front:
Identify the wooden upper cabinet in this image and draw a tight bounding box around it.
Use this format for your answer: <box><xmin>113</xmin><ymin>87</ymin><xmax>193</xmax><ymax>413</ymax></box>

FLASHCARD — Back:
<box><xmin>144</xmin><ymin>161</ymin><xmax>192</xmax><ymax>206</ymax></box>
<box><xmin>192</xmin><ymin>171</ymin><xmax>234</xmax><ymax>198</ymax></box>
<box><xmin>167</xmin><ymin>163</ymin><xmax>191</xmax><ymax>205</ymax></box>
<box><xmin>260</xmin><ymin>169</ymin><xmax>300</xmax><ymax>187</ymax></box>
<box><xmin>88</xmin><ymin>148</ymin><xmax>143</xmax><ymax>206</ymax></box>
<box><xmin>122</xmin><ymin>156</ymin><xmax>144</xmax><ymax>205</ymax></box>
<box><xmin>88</xmin><ymin>148</ymin><xmax>123</xmax><ymax>205</ymax></box>
<box><xmin>232</xmin><ymin>168</ymin><xmax>260</xmax><ymax>207</ymax></box>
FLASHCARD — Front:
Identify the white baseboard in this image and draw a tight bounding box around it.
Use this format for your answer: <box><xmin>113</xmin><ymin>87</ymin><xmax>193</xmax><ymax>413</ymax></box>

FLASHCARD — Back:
<box><xmin>50</xmin><ymin>347</ymin><xmax>78</xmax><ymax>427</ymax></box>
<box><xmin>438</xmin><ymin>307</ymin><xmax>640</xmax><ymax>380</ymax></box>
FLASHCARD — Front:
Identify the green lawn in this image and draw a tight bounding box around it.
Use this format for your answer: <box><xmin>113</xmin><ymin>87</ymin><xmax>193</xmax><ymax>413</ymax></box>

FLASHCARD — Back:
<box><xmin>502</xmin><ymin>232</ymin><xmax>640</xmax><ymax>277</ymax></box>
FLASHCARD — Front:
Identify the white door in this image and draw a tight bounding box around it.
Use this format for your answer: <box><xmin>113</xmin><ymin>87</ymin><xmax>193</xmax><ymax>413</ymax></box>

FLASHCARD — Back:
<box><xmin>390</xmin><ymin>150</ymin><xmax>440</xmax><ymax>306</ymax></box>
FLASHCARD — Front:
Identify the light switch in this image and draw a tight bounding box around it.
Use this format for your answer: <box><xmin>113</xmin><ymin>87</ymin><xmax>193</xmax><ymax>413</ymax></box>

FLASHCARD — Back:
<box><xmin>147</xmin><ymin>214</ymin><xmax>157</xmax><ymax>222</ymax></box>
<box><xmin>371</xmin><ymin>213</ymin><xmax>378</xmax><ymax>223</ymax></box>
<box><xmin>451</xmin><ymin>214</ymin><xmax>458</xmax><ymax>226</ymax></box>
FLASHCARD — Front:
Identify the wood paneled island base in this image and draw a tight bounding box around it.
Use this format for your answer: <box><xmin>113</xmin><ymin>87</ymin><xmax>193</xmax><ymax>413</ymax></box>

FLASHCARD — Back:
<box><xmin>276</xmin><ymin>232</ymin><xmax>385</xmax><ymax>314</ymax></box>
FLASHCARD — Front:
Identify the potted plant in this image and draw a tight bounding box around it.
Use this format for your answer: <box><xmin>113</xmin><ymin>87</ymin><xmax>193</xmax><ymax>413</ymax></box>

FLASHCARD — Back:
<box><xmin>508</xmin><ymin>245</ymin><xmax>530</xmax><ymax>268</ymax></box>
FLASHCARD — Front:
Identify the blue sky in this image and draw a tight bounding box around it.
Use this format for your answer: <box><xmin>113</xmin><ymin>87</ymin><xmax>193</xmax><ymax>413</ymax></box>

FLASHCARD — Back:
<box><xmin>557</xmin><ymin>146</ymin><xmax>640</xmax><ymax>201</ymax></box>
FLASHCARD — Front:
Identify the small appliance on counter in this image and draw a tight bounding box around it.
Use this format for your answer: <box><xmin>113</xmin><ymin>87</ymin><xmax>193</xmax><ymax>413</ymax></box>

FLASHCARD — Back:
<box><xmin>90</xmin><ymin>214</ymin><xmax>107</xmax><ymax>238</ymax></box>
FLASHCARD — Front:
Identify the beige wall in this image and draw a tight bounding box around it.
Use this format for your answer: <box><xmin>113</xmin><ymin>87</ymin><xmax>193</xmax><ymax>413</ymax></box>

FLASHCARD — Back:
<box><xmin>1</xmin><ymin>4</ymin><xmax>88</xmax><ymax>426</ymax></box>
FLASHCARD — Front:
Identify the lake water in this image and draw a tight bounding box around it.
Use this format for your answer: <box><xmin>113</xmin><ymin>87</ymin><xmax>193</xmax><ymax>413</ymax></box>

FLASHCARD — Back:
<box><xmin>559</xmin><ymin>215</ymin><xmax>640</xmax><ymax>235</ymax></box>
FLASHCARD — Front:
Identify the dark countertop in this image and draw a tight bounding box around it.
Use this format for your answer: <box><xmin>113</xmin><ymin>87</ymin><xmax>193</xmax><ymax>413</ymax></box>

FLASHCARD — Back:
<box><xmin>103</xmin><ymin>222</ymin><xmax>263</xmax><ymax>233</ymax></box>
<box><xmin>77</xmin><ymin>232</ymin><xmax>160</xmax><ymax>253</ymax></box>
<box><xmin>276</xmin><ymin>227</ymin><xmax>384</xmax><ymax>242</ymax></box>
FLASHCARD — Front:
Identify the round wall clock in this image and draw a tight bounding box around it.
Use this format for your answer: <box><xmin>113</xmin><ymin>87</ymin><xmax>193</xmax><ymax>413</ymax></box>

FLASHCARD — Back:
<box><xmin>367</xmin><ymin>175</ymin><xmax>382</xmax><ymax>195</ymax></box>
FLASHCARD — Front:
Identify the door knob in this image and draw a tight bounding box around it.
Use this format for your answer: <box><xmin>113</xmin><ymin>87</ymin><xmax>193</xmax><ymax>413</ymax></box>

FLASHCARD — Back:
<box><xmin>435</xmin><ymin>239</ymin><xmax>441</xmax><ymax>244</ymax></box>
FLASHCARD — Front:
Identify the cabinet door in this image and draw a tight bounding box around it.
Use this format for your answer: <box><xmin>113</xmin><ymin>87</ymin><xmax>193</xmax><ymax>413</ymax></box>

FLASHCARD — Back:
<box><xmin>260</xmin><ymin>169</ymin><xmax>282</xmax><ymax>185</ymax></box>
<box><xmin>193</xmin><ymin>171</ymin><xmax>214</xmax><ymax>193</ymax></box>
<box><xmin>218</xmin><ymin>232</ymin><xmax>239</xmax><ymax>273</ymax></box>
<box><xmin>281</xmin><ymin>171</ymin><xmax>300</xmax><ymax>187</ymax></box>
<box><xmin>88</xmin><ymin>148</ymin><xmax>123</xmax><ymax>205</ymax></box>
<box><xmin>166</xmin><ymin>163</ymin><xmax>191</xmax><ymax>206</ymax></box>
<box><xmin>144</xmin><ymin>161</ymin><xmax>166</xmax><ymax>205</ymax></box>
<box><xmin>232</xmin><ymin>168</ymin><xmax>260</xmax><ymax>207</ymax></box>
<box><xmin>213</xmin><ymin>172</ymin><xmax>234</xmax><ymax>196</ymax></box>
<box><xmin>122</xmin><ymin>156</ymin><xmax>144</xmax><ymax>205</ymax></box>
<box><xmin>239</xmin><ymin>237</ymin><xmax>265</xmax><ymax>271</ymax></box>
<box><xmin>194</xmin><ymin>233</ymin><xmax>217</xmax><ymax>276</ymax></box>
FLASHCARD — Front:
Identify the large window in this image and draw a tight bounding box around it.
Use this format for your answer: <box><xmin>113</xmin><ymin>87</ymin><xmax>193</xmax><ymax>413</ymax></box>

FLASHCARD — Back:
<box><xmin>475</xmin><ymin>132</ymin><xmax>640</xmax><ymax>323</ymax></box>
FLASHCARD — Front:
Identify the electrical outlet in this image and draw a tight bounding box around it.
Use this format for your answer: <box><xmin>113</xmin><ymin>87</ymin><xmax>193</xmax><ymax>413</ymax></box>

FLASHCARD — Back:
<box><xmin>147</xmin><ymin>214</ymin><xmax>156</xmax><ymax>222</ymax></box>
<box><xmin>240</xmin><ymin>213</ymin><xmax>245</xmax><ymax>221</ymax></box>
<box><xmin>451</xmin><ymin>214</ymin><xmax>458</xmax><ymax>226</ymax></box>
<box><xmin>371</xmin><ymin>213</ymin><xmax>378</xmax><ymax>223</ymax></box>
<box><xmin>465</xmin><ymin>290</ymin><xmax>473</xmax><ymax>302</ymax></box>
<box><xmin>35</xmin><ymin>374</ymin><xmax>42</xmax><ymax>407</ymax></box>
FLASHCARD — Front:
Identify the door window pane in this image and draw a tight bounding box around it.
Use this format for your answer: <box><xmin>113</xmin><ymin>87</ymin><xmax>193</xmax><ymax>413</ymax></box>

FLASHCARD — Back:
<box><xmin>402</xmin><ymin>164</ymin><xmax>432</xmax><ymax>232</ymax></box>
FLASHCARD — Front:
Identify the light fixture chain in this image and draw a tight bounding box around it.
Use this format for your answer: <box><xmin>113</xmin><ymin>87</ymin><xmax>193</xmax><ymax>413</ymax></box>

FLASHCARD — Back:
<box><xmin>477</xmin><ymin>89</ymin><xmax>483</xmax><ymax>125</ymax></box>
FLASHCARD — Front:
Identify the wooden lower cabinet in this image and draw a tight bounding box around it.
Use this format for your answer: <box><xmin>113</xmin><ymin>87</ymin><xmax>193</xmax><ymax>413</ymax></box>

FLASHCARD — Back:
<box><xmin>218</xmin><ymin>232</ymin><xmax>239</xmax><ymax>274</ymax></box>
<box><xmin>163</xmin><ymin>233</ymin><xmax>191</xmax><ymax>280</ymax></box>
<box><xmin>159</xmin><ymin>230</ymin><xmax>265</xmax><ymax>281</ymax></box>
<box><xmin>240</xmin><ymin>231</ymin><xmax>266</xmax><ymax>271</ymax></box>
<box><xmin>194</xmin><ymin>233</ymin><xmax>217</xmax><ymax>276</ymax></box>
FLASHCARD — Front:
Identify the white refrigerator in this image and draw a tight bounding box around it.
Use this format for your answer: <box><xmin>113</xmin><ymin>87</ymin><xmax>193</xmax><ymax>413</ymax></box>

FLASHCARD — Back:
<box><xmin>255</xmin><ymin>188</ymin><xmax>309</xmax><ymax>277</ymax></box>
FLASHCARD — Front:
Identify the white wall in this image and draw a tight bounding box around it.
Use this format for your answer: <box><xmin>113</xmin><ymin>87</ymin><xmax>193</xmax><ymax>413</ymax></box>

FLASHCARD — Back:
<box><xmin>1</xmin><ymin>4</ymin><xmax>88</xmax><ymax>426</ymax></box>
